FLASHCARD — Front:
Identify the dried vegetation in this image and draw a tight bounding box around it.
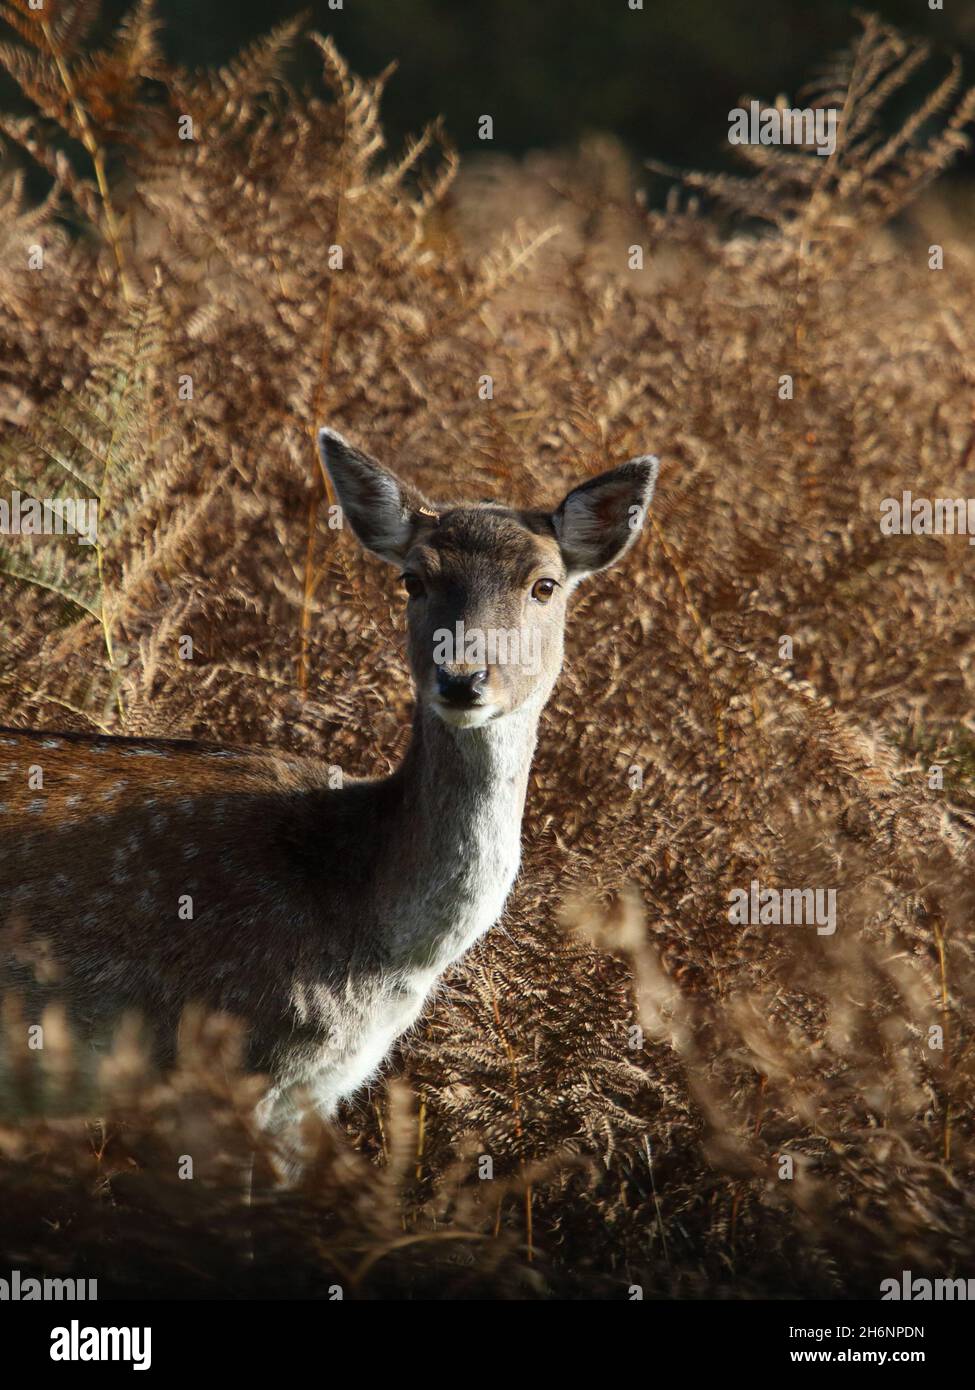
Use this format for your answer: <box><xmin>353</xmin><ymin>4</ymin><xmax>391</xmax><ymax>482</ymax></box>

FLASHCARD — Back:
<box><xmin>0</xmin><ymin>3</ymin><xmax>974</xmax><ymax>1296</ymax></box>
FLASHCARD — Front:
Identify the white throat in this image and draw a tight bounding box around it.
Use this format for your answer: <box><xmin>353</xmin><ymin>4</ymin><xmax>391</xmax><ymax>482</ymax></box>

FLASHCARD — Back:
<box><xmin>381</xmin><ymin>699</ymin><xmax>542</xmax><ymax>973</ymax></box>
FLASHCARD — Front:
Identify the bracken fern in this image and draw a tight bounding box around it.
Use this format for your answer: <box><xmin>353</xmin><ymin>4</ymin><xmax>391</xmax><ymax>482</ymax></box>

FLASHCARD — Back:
<box><xmin>0</xmin><ymin>3</ymin><xmax>974</xmax><ymax>1297</ymax></box>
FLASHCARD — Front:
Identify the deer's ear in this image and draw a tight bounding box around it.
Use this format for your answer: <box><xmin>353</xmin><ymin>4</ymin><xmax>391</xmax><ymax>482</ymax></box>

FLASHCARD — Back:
<box><xmin>318</xmin><ymin>428</ymin><xmax>436</xmax><ymax>565</ymax></box>
<box><xmin>553</xmin><ymin>457</ymin><xmax>659</xmax><ymax>579</ymax></box>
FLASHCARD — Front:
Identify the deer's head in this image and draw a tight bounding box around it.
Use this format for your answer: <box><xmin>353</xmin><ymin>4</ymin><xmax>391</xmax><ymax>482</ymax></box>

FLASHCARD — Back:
<box><xmin>319</xmin><ymin>428</ymin><xmax>658</xmax><ymax>729</ymax></box>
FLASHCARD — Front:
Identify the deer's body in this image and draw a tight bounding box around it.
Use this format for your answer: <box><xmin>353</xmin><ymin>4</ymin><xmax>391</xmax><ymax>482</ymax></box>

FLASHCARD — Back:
<box><xmin>0</xmin><ymin>430</ymin><xmax>657</xmax><ymax>1119</ymax></box>
<box><xmin>0</xmin><ymin>708</ymin><xmax>531</xmax><ymax>1116</ymax></box>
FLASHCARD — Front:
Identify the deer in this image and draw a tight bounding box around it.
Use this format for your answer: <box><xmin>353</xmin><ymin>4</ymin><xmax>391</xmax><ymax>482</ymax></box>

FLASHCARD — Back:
<box><xmin>0</xmin><ymin>429</ymin><xmax>658</xmax><ymax>1124</ymax></box>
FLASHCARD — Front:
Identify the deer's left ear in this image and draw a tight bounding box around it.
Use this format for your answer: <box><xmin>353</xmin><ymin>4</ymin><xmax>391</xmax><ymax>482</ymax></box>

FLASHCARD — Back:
<box><xmin>318</xmin><ymin>426</ymin><xmax>437</xmax><ymax>566</ymax></box>
<box><xmin>553</xmin><ymin>456</ymin><xmax>659</xmax><ymax>580</ymax></box>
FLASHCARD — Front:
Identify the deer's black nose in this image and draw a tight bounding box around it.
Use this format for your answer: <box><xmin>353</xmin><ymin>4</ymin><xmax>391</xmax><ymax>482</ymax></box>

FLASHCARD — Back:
<box><xmin>436</xmin><ymin>667</ymin><xmax>488</xmax><ymax>706</ymax></box>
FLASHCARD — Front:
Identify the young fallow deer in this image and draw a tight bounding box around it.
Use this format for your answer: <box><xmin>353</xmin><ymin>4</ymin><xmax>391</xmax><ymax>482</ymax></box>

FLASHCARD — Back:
<box><xmin>0</xmin><ymin>429</ymin><xmax>658</xmax><ymax>1122</ymax></box>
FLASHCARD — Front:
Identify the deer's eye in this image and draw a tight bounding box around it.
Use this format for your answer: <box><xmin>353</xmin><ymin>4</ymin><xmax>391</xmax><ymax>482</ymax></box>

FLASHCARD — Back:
<box><xmin>401</xmin><ymin>573</ymin><xmax>425</xmax><ymax>599</ymax></box>
<box><xmin>531</xmin><ymin>578</ymin><xmax>557</xmax><ymax>604</ymax></box>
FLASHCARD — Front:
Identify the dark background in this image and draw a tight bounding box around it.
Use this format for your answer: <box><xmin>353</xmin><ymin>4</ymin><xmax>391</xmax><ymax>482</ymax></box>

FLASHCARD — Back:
<box><xmin>91</xmin><ymin>0</ymin><xmax>975</xmax><ymax>168</ymax></box>
<box><xmin>1</xmin><ymin>0</ymin><xmax>973</xmax><ymax>189</ymax></box>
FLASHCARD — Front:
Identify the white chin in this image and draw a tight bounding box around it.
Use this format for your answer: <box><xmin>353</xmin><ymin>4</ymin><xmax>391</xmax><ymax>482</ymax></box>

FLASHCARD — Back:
<box><xmin>433</xmin><ymin>704</ymin><xmax>500</xmax><ymax>729</ymax></box>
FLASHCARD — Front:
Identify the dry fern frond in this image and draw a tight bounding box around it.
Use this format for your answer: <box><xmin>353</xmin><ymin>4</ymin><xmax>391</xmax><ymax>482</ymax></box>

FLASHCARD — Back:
<box><xmin>1</xmin><ymin>5</ymin><xmax>974</xmax><ymax>1298</ymax></box>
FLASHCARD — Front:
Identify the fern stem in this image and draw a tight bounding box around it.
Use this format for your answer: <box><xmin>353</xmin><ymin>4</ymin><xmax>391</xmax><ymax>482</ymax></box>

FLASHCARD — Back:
<box><xmin>94</xmin><ymin>541</ymin><xmax>124</xmax><ymax>724</ymax></box>
<box><xmin>41</xmin><ymin>19</ymin><xmax>133</xmax><ymax>305</ymax></box>
<box><xmin>90</xmin><ymin>323</ymin><xmax>146</xmax><ymax>726</ymax></box>
<box><xmin>297</xmin><ymin>95</ymin><xmax>349</xmax><ymax>696</ymax></box>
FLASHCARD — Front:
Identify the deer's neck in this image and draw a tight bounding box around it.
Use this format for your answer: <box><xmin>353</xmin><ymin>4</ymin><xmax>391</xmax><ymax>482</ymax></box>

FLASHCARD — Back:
<box><xmin>380</xmin><ymin>701</ymin><xmax>542</xmax><ymax>973</ymax></box>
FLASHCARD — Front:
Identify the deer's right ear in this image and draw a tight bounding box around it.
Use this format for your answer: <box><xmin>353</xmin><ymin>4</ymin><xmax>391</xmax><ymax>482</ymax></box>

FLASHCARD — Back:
<box><xmin>553</xmin><ymin>455</ymin><xmax>659</xmax><ymax>581</ymax></box>
<box><xmin>318</xmin><ymin>428</ymin><xmax>436</xmax><ymax>565</ymax></box>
